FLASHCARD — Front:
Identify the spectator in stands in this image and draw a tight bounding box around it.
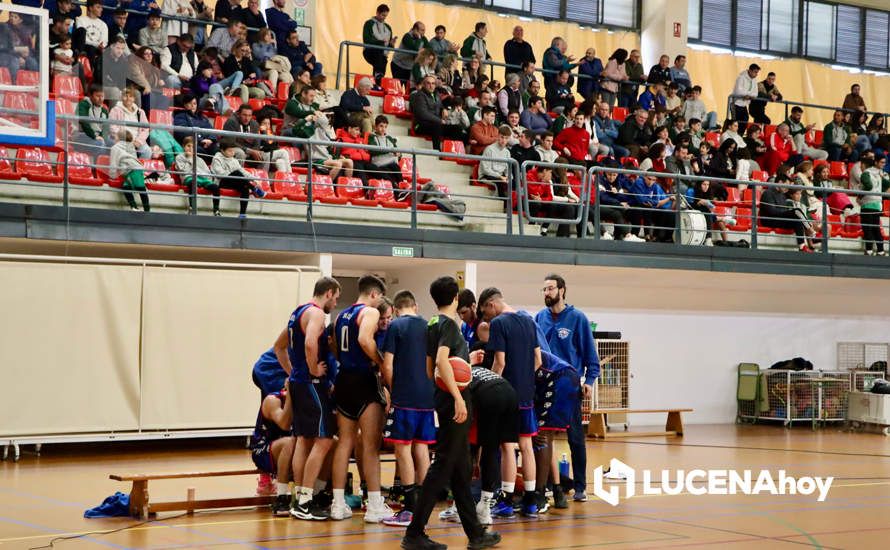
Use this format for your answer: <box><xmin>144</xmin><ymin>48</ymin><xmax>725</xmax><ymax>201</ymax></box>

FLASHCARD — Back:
<box><xmin>410</xmin><ymin>75</ymin><xmax>465</xmax><ymax>150</ymax></box>
<box><xmin>545</xmin><ymin>70</ymin><xmax>575</xmax><ymax>114</ymax></box>
<box><xmin>679</xmin><ymin>85</ymin><xmax>717</xmax><ymax>130</ymax></box>
<box><xmin>74</xmin><ymin>85</ymin><xmax>109</xmax><ymax>156</ymax></box>
<box><xmin>511</xmin><ymin>128</ymin><xmax>540</xmax><ymax>168</ymax></box>
<box><xmin>842</xmin><ymin>84</ymin><xmax>866</xmax><ymax>113</ymax></box>
<box><xmin>687</xmin><ymin>118</ymin><xmax>704</xmax><ymax>150</ymax></box>
<box><xmin>503</xmin><ymin>26</ymin><xmax>535</xmax><ymax>78</ymax></box>
<box><xmin>5</xmin><ymin>13</ymin><xmax>34</xmax><ymax>75</ymax></box>
<box><xmin>732</xmin><ymin>63</ymin><xmax>760</xmax><ymax>129</ymax></box>
<box><xmin>277</xmin><ymin>29</ymin><xmax>321</xmax><ymax>78</ymax></box>
<box><xmin>536</xmin><ymin>131</ymin><xmax>558</xmax><ymax>163</ymax></box>
<box><xmin>639</xmin><ymin>142</ymin><xmax>667</xmax><ymax>173</ymax></box>
<box><xmin>107</xmin><ymin>9</ymin><xmax>134</xmax><ymax>52</ymax></box>
<box><xmin>859</xmin><ymin>156</ymin><xmax>889</xmax><ymax>255</ymax></box>
<box><xmin>850</xmin><ymin>150</ymin><xmax>874</xmax><ymax>189</ymax></box>
<box><xmin>175</xmin><ymin>136</ymin><xmax>215</xmax><ymax>194</ymax></box>
<box><xmin>497</xmin><ymin>73</ymin><xmax>524</xmax><ymax>119</ymax></box>
<box><xmin>669</xmin><ymin>55</ymin><xmax>691</xmax><ymax>92</ymax></box>
<box><xmin>517</xmin><ymin>60</ymin><xmax>537</xmax><ymax>95</ymax></box>
<box><xmin>688</xmin><ymin>179</ymin><xmax>726</xmax><ymax>244</ymax></box>
<box><xmin>436</xmin><ymin>53</ymin><xmax>461</xmax><ymax>93</ymax></box>
<box><xmin>522</xmin><ymin>79</ymin><xmax>542</xmax><ymax>109</ymax></box>
<box><xmin>663</xmin><ymin>83</ymin><xmax>682</xmax><ymax>116</ymax></box>
<box><xmin>284</xmin><ymin>85</ymin><xmax>321</xmax><ymax>137</ymax></box>
<box><xmin>362</xmin><ymin>4</ymin><xmax>395</xmax><ymax>86</ymax></box>
<box><xmin>600</xmin><ymin>48</ymin><xmax>628</xmax><ymax>107</ymax></box>
<box><xmin>443</xmin><ymin>96</ymin><xmax>470</xmax><ymax>131</ymax></box>
<box><xmin>262</xmin><ymin>0</ymin><xmax>293</xmax><ymax>46</ymax></box>
<box><xmin>542</xmin><ymin>37</ymin><xmax>576</xmax><ymax>92</ymax></box>
<box><xmin>593</xmin><ymin>102</ymin><xmax>627</xmax><ymax>158</ymax></box>
<box><xmin>100</xmin><ymin>36</ymin><xmax>129</xmax><ymax>107</ymax></box>
<box><xmin>190</xmin><ymin>0</ymin><xmax>214</xmax><ymax>48</ymax></box>
<box><xmin>849</xmin><ymin>111</ymin><xmax>872</xmax><ymax>158</ymax></box>
<box><xmin>638</xmin><ymin>81</ymin><xmax>666</xmax><ymax>112</ymax></box>
<box><xmin>764</xmin><ymin>123</ymin><xmax>803</xmax><ymax>175</ymax></box>
<box><xmin>237</xmin><ymin>0</ymin><xmax>267</xmax><ymax>43</ymax></box>
<box><xmin>312</xmin><ymin>75</ymin><xmax>340</xmax><ymax>117</ymax></box>
<box><xmin>207</xmin><ymin>18</ymin><xmax>243</xmax><ymax>61</ymax></box>
<box><xmin>339</xmin><ymin>77</ymin><xmax>374</xmax><ymax>135</ymax></box>
<box><xmin>410</xmin><ymin>48</ymin><xmax>437</xmax><ymax>90</ymax></box>
<box><xmin>110</xmin><ymin>129</ymin><xmax>150</xmax><ymax>212</ymax></box>
<box><xmin>759</xmin><ymin>180</ymin><xmax>816</xmax><ymax>252</ymax></box>
<box><xmin>162</xmin><ymin>0</ymin><xmax>195</xmax><ymax>44</ymax></box>
<box><xmin>223</xmin><ymin>39</ymin><xmax>269</xmax><ymax>102</ymax></box>
<box><xmin>214</xmin><ymin>0</ymin><xmax>241</xmax><ymax>23</ymax></box>
<box><xmin>575</xmin><ymin>48</ymin><xmax>603</xmax><ymax>101</ymax></box>
<box><xmin>390</xmin><ymin>21</ymin><xmax>429</xmax><ymax>85</ymax></box>
<box><xmin>74</xmin><ymin>0</ymin><xmax>108</xmax><ymax>65</ymax></box>
<box><xmin>211</xmin><ymin>139</ymin><xmax>267</xmax><ymax>217</ymax></box>
<box><xmin>666</xmin><ymin>143</ymin><xmax>696</xmax><ymax>180</ymax></box>
<box><xmin>160</xmin><ymin>33</ymin><xmax>198</xmax><ymax>89</ymax></box>
<box><xmin>618</xmin><ymin>49</ymin><xmax>644</xmax><ymax>108</ymax></box>
<box><xmin>430</xmin><ymin>25</ymin><xmax>458</xmax><ymax>65</ymax></box>
<box><xmin>109</xmin><ymin>88</ymin><xmax>151</xmax><ymax>159</ymax></box>
<box><xmin>554</xmin><ymin>111</ymin><xmax>590</xmax><ymax>166</ymax></box>
<box><xmin>866</xmin><ymin>114</ymin><xmax>887</xmax><ymax>152</ymax></box>
<box><xmin>823</xmin><ymin>110</ymin><xmax>855</xmax><ymax>162</ymax></box>
<box><xmin>136</xmin><ymin>10</ymin><xmax>167</xmax><ymax>54</ymax></box>
<box><xmin>520</xmin><ymin>96</ymin><xmax>551</xmax><ymax>137</ymax></box>
<box><xmin>251</xmin><ymin>29</ymin><xmax>289</xmax><ymax>91</ymax></box>
<box><xmin>781</xmin><ymin>106</ymin><xmax>825</xmax><ymax>161</ymax></box>
<box><xmin>469</xmin><ymin>106</ymin><xmax>499</xmax><ymax>156</ymax></box>
<box><xmin>223</xmin><ymin>104</ymin><xmax>289</xmax><ymax>173</ymax></box>
<box><xmin>461</xmin><ymin>22</ymin><xmax>491</xmax><ymax>63</ymax></box>
<box><xmin>647</xmin><ymin>55</ymin><xmax>671</xmax><ymax>85</ymax></box>
<box><xmin>190</xmin><ymin>61</ymin><xmax>230</xmax><ymax>114</ymax></box>
<box><xmin>467</xmin><ymin>90</ymin><xmax>494</xmax><ymax>123</ymax></box>
<box><xmin>595</xmin><ymin>163</ymin><xmax>640</xmax><ymax>241</ymax></box>
<box><xmin>53</xmin><ymin>0</ymin><xmax>82</xmax><ymax>20</ymax></box>
<box><xmin>504</xmin><ymin>110</ymin><xmax>526</xmax><ymax>147</ymax></box>
<box><xmin>532</xmin><ymin>165</ymin><xmax>578</xmax><ymax>237</ymax></box>
<box><xmin>173</xmin><ymin>94</ymin><xmax>216</xmax><ymax>156</ymax></box>
<box><xmin>617</xmin><ymin>108</ymin><xmax>651</xmax><ymax>160</ymax></box>
<box><xmin>744</xmin><ymin>124</ymin><xmax>768</xmax><ymax>163</ymax></box>
<box><xmin>460</xmin><ymin>56</ymin><xmax>482</xmax><ymax>96</ymax></box>
<box><xmin>479</xmin><ymin>125</ymin><xmax>513</xmax><ymax>197</ymax></box>
<box><xmin>306</xmin><ymin>113</ymin><xmax>355</xmax><ymax>181</ymax></box>
<box><xmin>706</xmin><ymin>139</ymin><xmax>738</xmax><ymax>191</ymax></box>
<box><xmin>51</xmin><ymin>34</ymin><xmax>76</xmax><ymax>79</ymax></box>
<box><xmin>336</xmin><ymin>118</ymin><xmax>373</xmax><ymax>184</ymax></box>
<box><xmin>628</xmin><ymin>173</ymin><xmax>675</xmax><ymax>242</ymax></box>
<box><xmin>719</xmin><ymin>119</ymin><xmax>746</xmax><ymax>150</ymax></box>
<box><xmin>367</xmin><ymin>115</ymin><xmax>403</xmax><ymax>185</ymax></box>
<box><xmin>750</xmin><ymin>71</ymin><xmax>782</xmax><ymax>124</ymax></box>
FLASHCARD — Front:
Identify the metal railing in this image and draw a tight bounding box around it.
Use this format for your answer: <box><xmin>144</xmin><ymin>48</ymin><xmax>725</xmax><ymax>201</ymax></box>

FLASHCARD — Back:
<box><xmin>725</xmin><ymin>95</ymin><xmax>890</xmax><ymax>126</ymax></box>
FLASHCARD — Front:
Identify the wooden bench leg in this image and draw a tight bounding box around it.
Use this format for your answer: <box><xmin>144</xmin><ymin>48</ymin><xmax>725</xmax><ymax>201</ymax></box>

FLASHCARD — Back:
<box><xmin>666</xmin><ymin>411</ymin><xmax>684</xmax><ymax>436</ymax></box>
<box><xmin>129</xmin><ymin>480</ymin><xmax>149</xmax><ymax>519</ymax></box>
<box><xmin>588</xmin><ymin>412</ymin><xmax>607</xmax><ymax>438</ymax></box>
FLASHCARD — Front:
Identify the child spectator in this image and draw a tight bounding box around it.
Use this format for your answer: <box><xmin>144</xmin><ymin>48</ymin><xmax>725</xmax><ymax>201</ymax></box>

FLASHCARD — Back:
<box><xmin>110</xmin><ymin>130</ymin><xmax>150</xmax><ymax>212</ymax></box>
<box><xmin>175</xmin><ymin>136</ymin><xmax>215</xmax><ymax>194</ymax></box>
<box><xmin>211</xmin><ymin>139</ymin><xmax>267</xmax><ymax>218</ymax></box>
<box><xmin>190</xmin><ymin>61</ymin><xmax>231</xmax><ymax>114</ymax></box>
<box><xmin>367</xmin><ymin>115</ymin><xmax>403</xmax><ymax>185</ymax></box>
<box><xmin>109</xmin><ymin>88</ymin><xmax>151</xmax><ymax>159</ymax></box>
<box><xmin>336</xmin><ymin>118</ymin><xmax>372</xmax><ymax>184</ymax></box>
<box><xmin>51</xmin><ymin>35</ymin><xmax>76</xmax><ymax>77</ymax></box>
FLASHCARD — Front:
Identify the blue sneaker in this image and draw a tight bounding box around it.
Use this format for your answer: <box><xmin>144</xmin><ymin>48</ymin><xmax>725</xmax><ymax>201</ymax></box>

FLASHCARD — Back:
<box><xmin>522</xmin><ymin>501</ymin><xmax>539</xmax><ymax>518</ymax></box>
<box><xmin>491</xmin><ymin>500</ymin><xmax>514</xmax><ymax>518</ymax></box>
<box><xmin>253</xmin><ymin>186</ymin><xmax>266</xmax><ymax>198</ymax></box>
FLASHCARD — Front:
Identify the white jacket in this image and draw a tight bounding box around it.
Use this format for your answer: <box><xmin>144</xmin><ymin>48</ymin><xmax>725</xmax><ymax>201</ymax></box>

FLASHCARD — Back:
<box><xmin>733</xmin><ymin>71</ymin><xmax>758</xmax><ymax>107</ymax></box>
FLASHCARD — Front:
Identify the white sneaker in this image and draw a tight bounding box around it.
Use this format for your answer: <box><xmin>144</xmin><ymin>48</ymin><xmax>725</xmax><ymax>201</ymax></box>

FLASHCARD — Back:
<box><xmin>476</xmin><ymin>498</ymin><xmax>493</xmax><ymax>526</ymax></box>
<box><xmin>704</xmin><ymin>238</ymin><xmax>713</xmax><ymax>246</ymax></box>
<box><xmin>622</xmin><ymin>233</ymin><xmax>644</xmax><ymax>242</ymax></box>
<box><xmin>330</xmin><ymin>500</ymin><xmax>353</xmax><ymax>521</ymax></box>
<box><xmin>438</xmin><ymin>504</ymin><xmax>458</xmax><ymax>522</ymax></box>
<box><xmin>363</xmin><ymin>499</ymin><xmax>394</xmax><ymax>523</ymax></box>
<box><xmin>603</xmin><ymin>467</ymin><xmax>629</xmax><ymax>483</ymax></box>
<box><xmin>600</xmin><ymin>231</ymin><xmax>614</xmax><ymax>240</ymax></box>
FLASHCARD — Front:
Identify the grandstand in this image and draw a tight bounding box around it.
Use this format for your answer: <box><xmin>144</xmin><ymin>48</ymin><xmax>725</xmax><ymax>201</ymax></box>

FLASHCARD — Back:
<box><xmin>2</xmin><ymin>1</ymin><xmax>890</xmax><ymax>549</ymax></box>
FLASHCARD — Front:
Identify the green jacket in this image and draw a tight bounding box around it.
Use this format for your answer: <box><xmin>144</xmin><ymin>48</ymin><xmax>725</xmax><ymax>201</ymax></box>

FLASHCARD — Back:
<box><xmin>551</xmin><ymin>114</ymin><xmax>571</xmax><ymax>136</ymax></box>
<box><xmin>284</xmin><ymin>98</ymin><xmax>319</xmax><ymax>138</ymax></box>
<box><xmin>859</xmin><ymin>167</ymin><xmax>890</xmax><ymax>211</ymax></box>
<box><xmin>76</xmin><ymin>98</ymin><xmax>109</xmax><ymax>140</ymax></box>
<box><xmin>362</xmin><ymin>18</ymin><xmax>393</xmax><ymax>46</ymax></box>
<box><xmin>821</xmin><ymin>122</ymin><xmax>849</xmax><ymax>148</ymax></box>
<box><xmin>460</xmin><ymin>34</ymin><xmax>490</xmax><ymax>60</ymax></box>
<box><xmin>148</xmin><ymin>129</ymin><xmax>183</xmax><ymax>167</ymax></box>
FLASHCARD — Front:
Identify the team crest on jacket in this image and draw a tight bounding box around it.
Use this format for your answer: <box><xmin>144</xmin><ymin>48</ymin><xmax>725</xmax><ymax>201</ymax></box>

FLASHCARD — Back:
<box><xmin>557</xmin><ymin>328</ymin><xmax>572</xmax><ymax>339</ymax></box>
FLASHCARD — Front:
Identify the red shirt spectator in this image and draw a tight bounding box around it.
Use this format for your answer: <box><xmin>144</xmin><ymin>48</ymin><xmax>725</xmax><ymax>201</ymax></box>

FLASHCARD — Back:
<box><xmin>337</xmin><ymin>128</ymin><xmax>371</xmax><ymax>162</ymax></box>
<box><xmin>554</xmin><ymin>113</ymin><xmax>591</xmax><ymax>163</ymax></box>
<box><xmin>763</xmin><ymin>123</ymin><xmax>795</xmax><ymax>175</ymax></box>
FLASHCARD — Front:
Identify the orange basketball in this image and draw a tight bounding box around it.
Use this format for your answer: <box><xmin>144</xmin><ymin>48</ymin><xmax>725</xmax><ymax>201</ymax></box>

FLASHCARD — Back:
<box><xmin>435</xmin><ymin>356</ymin><xmax>472</xmax><ymax>392</ymax></box>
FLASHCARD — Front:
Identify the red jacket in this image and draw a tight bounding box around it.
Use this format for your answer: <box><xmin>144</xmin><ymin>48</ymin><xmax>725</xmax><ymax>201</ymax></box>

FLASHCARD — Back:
<box><xmin>336</xmin><ymin>129</ymin><xmax>371</xmax><ymax>162</ymax></box>
<box><xmin>525</xmin><ymin>169</ymin><xmax>554</xmax><ymax>201</ymax></box>
<box><xmin>553</xmin><ymin>125</ymin><xmax>590</xmax><ymax>162</ymax></box>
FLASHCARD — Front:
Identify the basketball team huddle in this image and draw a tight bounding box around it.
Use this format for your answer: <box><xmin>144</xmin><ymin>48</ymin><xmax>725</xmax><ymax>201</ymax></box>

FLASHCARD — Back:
<box><xmin>249</xmin><ymin>273</ymin><xmax>600</xmax><ymax>550</ymax></box>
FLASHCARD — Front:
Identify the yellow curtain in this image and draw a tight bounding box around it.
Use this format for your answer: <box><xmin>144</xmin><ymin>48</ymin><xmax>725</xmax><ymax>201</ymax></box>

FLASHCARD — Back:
<box><xmin>317</xmin><ymin>0</ymin><xmax>890</xmax><ymax>127</ymax></box>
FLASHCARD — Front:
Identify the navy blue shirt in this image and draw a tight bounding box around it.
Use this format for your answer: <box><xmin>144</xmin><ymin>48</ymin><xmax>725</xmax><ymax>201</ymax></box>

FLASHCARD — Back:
<box><xmin>287</xmin><ymin>303</ymin><xmax>324</xmax><ymax>384</ymax></box>
<box><xmin>488</xmin><ymin>311</ymin><xmax>539</xmax><ymax>404</ymax></box>
<box><xmin>335</xmin><ymin>303</ymin><xmax>374</xmax><ymax>374</ymax></box>
<box><xmin>384</xmin><ymin>315</ymin><xmax>434</xmax><ymax>409</ymax></box>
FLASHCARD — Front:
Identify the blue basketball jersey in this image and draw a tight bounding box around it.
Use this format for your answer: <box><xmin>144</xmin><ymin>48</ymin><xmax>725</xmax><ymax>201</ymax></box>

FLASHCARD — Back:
<box><xmin>335</xmin><ymin>303</ymin><xmax>374</xmax><ymax>373</ymax></box>
<box><xmin>287</xmin><ymin>303</ymin><xmax>325</xmax><ymax>384</ymax></box>
<box><xmin>249</xmin><ymin>392</ymin><xmax>290</xmax><ymax>451</ymax></box>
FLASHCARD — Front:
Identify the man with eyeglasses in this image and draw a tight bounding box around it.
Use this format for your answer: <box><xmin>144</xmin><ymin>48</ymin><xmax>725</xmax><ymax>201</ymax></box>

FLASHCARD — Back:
<box><xmin>534</xmin><ymin>274</ymin><xmax>599</xmax><ymax>503</ymax></box>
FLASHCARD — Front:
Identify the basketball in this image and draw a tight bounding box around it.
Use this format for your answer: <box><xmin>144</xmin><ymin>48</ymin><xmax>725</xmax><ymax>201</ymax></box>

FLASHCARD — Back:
<box><xmin>435</xmin><ymin>356</ymin><xmax>472</xmax><ymax>392</ymax></box>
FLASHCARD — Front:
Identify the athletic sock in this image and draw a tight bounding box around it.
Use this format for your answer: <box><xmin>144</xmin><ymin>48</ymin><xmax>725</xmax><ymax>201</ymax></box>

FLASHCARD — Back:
<box><xmin>276</xmin><ymin>482</ymin><xmax>289</xmax><ymax>496</ymax></box>
<box><xmin>368</xmin><ymin>490</ymin><xmax>382</xmax><ymax>507</ymax></box>
<box><xmin>298</xmin><ymin>487</ymin><xmax>313</xmax><ymax>505</ymax></box>
<box><xmin>332</xmin><ymin>488</ymin><xmax>346</xmax><ymax>505</ymax></box>
<box><xmin>524</xmin><ymin>480</ymin><xmax>537</xmax><ymax>493</ymax></box>
<box><xmin>501</xmin><ymin>481</ymin><xmax>515</xmax><ymax>495</ymax></box>
<box><xmin>403</xmin><ymin>484</ymin><xmax>417</xmax><ymax>512</ymax></box>
<box><xmin>313</xmin><ymin>479</ymin><xmax>327</xmax><ymax>494</ymax></box>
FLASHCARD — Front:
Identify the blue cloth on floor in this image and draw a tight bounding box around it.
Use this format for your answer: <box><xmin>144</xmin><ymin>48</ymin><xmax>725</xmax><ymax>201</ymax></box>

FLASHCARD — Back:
<box><xmin>84</xmin><ymin>492</ymin><xmax>130</xmax><ymax>518</ymax></box>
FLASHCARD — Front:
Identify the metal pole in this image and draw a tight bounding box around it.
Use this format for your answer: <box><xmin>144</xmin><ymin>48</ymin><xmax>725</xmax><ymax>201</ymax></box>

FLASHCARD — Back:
<box><xmin>580</xmin><ymin>168</ymin><xmax>590</xmax><ymax>239</ymax></box>
<box><xmin>507</xmin><ymin>163</ymin><xmax>515</xmax><ymax>236</ymax></box>
<box><xmin>190</xmin><ymin>128</ymin><xmax>197</xmax><ymax>214</ymax></box>
<box><xmin>674</xmin><ymin>175</ymin><xmax>682</xmax><ymax>245</ymax></box>
<box><xmin>335</xmin><ymin>42</ymin><xmax>343</xmax><ymax>90</ymax></box>
<box><xmin>410</xmin><ymin>152</ymin><xmax>417</xmax><ymax>230</ymax></box>
<box><xmin>306</xmin><ymin>145</ymin><xmax>314</xmax><ymax>222</ymax></box>
<box><xmin>750</xmin><ymin>182</ymin><xmax>758</xmax><ymax>249</ymax></box>
<box><xmin>593</xmin><ymin>169</ymin><xmax>601</xmax><ymax>240</ymax></box>
<box><xmin>821</xmin><ymin>195</ymin><xmax>829</xmax><ymax>254</ymax></box>
<box><xmin>62</xmin><ymin>121</ymin><xmax>69</xmax><ymax>210</ymax></box>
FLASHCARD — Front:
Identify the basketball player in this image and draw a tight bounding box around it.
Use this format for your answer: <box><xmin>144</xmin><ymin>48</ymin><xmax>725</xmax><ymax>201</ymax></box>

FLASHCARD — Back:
<box><xmin>478</xmin><ymin>287</ymin><xmax>542</xmax><ymax>518</ymax></box>
<box><xmin>330</xmin><ymin>275</ymin><xmax>391</xmax><ymax>522</ymax></box>
<box><xmin>534</xmin><ymin>274</ymin><xmax>599</xmax><ymax>502</ymax></box>
<box><xmin>250</xmin><ymin>348</ymin><xmax>288</xmax><ymax>496</ymax></box>
<box><xmin>533</xmin><ymin>350</ymin><xmax>581</xmax><ymax>511</ymax></box>
<box><xmin>380</xmin><ymin>290</ymin><xmax>435</xmax><ymax>527</ymax></box>
<box><xmin>249</xmin><ymin>388</ymin><xmax>296</xmax><ymax>516</ymax></box>
<box><xmin>402</xmin><ymin>276</ymin><xmax>500</xmax><ymax>550</ymax></box>
<box><xmin>272</xmin><ymin>276</ymin><xmax>341</xmax><ymax>521</ymax></box>
<box><xmin>458</xmin><ymin>289</ymin><xmax>480</xmax><ymax>347</ymax></box>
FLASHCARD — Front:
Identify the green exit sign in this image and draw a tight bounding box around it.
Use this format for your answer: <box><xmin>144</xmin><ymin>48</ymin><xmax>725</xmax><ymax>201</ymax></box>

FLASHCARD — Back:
<box><xmin>392</xmin><ymin>246</ymin><xmax>415</xmax><ymax>258</ymax></box>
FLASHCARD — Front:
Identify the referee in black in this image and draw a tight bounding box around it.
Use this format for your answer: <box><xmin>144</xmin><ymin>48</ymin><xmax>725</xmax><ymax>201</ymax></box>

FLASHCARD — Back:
<box><xmin>402</xmin><ymin>276</ymin><xmax>500</xmax><ymax>550</ymax></box>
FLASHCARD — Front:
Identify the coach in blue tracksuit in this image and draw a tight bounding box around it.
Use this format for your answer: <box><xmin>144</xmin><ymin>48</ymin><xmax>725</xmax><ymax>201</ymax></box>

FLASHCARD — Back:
<box><xmin>534</xmin><ymin>273</ymin><xmax>600</xmax><ymax>502</ymax></box>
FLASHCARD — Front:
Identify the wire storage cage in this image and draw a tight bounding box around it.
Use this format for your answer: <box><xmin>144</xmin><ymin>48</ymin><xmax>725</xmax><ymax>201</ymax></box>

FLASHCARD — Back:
<box><xmin>586</xmin><ymin>341</ymin><xmax>629</xmax><ymax>427</ymax></box>
<box><xmin>754</xmin><ymin>370</ymin><xmax>850</xmax><ymax>427</ymax></box>
<box><xmin>852</xmin><ymin>370</ymin><xmax>886</xmax><ymax>392</ymax></box>
<box><xmin>837</xmin><ymin>342</ymin><xmax>889</xmax><ymax>372</ymax></box>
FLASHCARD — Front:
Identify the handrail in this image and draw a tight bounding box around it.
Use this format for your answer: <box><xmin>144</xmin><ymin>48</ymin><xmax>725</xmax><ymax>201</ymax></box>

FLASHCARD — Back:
<box><xmin>518</xmin><ymin>160</ymin><xmax>590</xmax><ymax>235</ymax></box>
<box><xmin>335</xmin><ymin>40</ymin><xmax>647</xmax><ymax>92</ymax></box>
<box><xmin>725</xmin><ymin>94</ymin><xmax>889</xmax><ymax>125</ymax></box>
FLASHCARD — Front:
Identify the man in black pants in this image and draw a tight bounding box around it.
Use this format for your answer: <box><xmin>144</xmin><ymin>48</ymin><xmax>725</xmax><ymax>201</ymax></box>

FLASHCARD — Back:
<box><xmin>409</xmin><ymin>76</ymin><xmax>466</xmax><ymax>150</ymax></box>
<box><xmin>402</xmin><ymin>276</ymin><xmax>500</xmax><ymax>550</ymax></box>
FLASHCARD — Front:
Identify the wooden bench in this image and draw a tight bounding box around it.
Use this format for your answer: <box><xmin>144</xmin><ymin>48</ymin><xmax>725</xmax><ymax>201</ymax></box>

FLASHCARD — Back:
<box><xmin>110</xmin><ymin>469</ymin><xmax>272</xmax><ymax>519</ymax></box>
<box><xmin>587</xmin><ymin>408</ymin><xmax>693</xmax><ymax>439</ymax></box>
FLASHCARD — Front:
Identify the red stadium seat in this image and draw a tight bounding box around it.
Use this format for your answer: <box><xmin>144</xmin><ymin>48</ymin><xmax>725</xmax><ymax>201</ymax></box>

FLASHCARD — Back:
<box><xmin>716</xmin><ymin>186</ymin><xmax>741</xmax><ymax>207</ymax></box>
<box><xmin>0</xmin><ymin>147</ymin><xmax>17</xmax><ymax>180</ymax></box>
<box><xmin>142</xmin><ymin>159</ymin><xmax>180</xmax><ymax>192</ymax></box>
<box><xmin>15</xmin><ymin>70</ymin><xmax>39</xmax><ymax>87</ymax></box>
<box><xmin>704</xmin><ymin>132</ymin><xmax>720</xmax><ymax>148</ymax></box>
<box><xmin>750</xmin><ymin>170</ymin><xmax>769</xmax><ymax>182</ymax></box>
<box><xmin>0</xmin><ymin>67</ymin><xmax>10</xmax><ymax>85</ymax></box>
<box><xmin>213</xmin><ymin>116</ymin><xmax>226</xmax><ymax>130</ymax></box>
<box><xmin>161</xmin><ymin>88</ymin><xmax>177</xmax><ymax>99</ymax></box>
<box><xmin>3</xmin><ymin>93</ymin><xmax>37</xmax><ymax>127</ymax></box>
<box><xmin>243</xmin><ymin>168</ymin><xmax>281</xmax><ymax>199</ymax></box>
<box><xmin>272</xmin><ymin>171</ymin><xmax>306</xmax><ymax>201</ymax></box>
<box><xmin>354</xmin><ymin>74</ymin><xmax>377</xmax><ymax>95</ymax></box>
<box><xmin>383</xmin><ymin>94</ymin><xmax>411</xmax><ymax>119</ymax></box>
<box><xmin>15</xmin><ymin>148</ymin><xmax>63</xmax><ymax>183</ymax></box>
<box><xmin>734</xmin><ymin>207</ymin><xmax>752</xmax><ymax>232</ymax></box>
<box><xmin>399</xmin><ymin>157</ymin><xmax>431</xmax><ymax>184</ymax></box>
<box><xmin>741</xmin><ymin>187</ymin><xmax>761</xmax><ymax>205</ymax></box>
<box><xmin>226</xmin><ymin>96</ymin><xmax>243</xmax><ymax>111</ymax></box>
<box><xmin>309</xmin><ymin>175</ymin><xmax>348</xmax><ymax>204</ymax></box>
<box><xmin>620</xmin><ymin>156</ymin><xmax>640</xmax><ymax>168</ymax></box>
<box><xmin>841</xmin><ymin>214</ymin><xmax>863</xmax><ymax>239</ymax></box>
<box><xmin>248</xmin><ymin>98</ymin><xmax>266</xmax><ymax>112</ymax></box>
<box><xmin>65</xmin><ymin>151</ymin><xmax>102</xmax><ymax>186</ymax></box>
<box><xmin>611</xmin><ymin>107</ymin><xmax>628</xmax><ymax>123</ymax></box>
<box><xmin>340</xmin><ymin>177</ymin><xmax>377</xmax><ymax>206</ymax></box>
<box><xmin>441</xmin><ymin>140</ymin><xmax>475</xmax><ymax>165</ymax></box>
<box><xmin>53</xmin><ymin>75</ymin><xmax>83</xmax><ymax>100</ymax></box>
<box><xmin>828</xmin><ymin>161</ymin><xmax>848</xmax><ymax>180</ymax></box>
<box><xmin>381</xmin><ymin>77</ymin><xmax>404</xmax><ymax>97</ymax></box>
<box><xmin>149</xmin><ymin>110</ymin><xmax>173</xmax><ymax>126</ymax></box>
<box><xmin>372</xmin><ymin>179</ymin><xmax>409</xmax><ymax>208</ymax></box>
<box><xmin>95</xmin><ymin>154</ymin><xmax>123</xmax><ymax>187</ymax></box>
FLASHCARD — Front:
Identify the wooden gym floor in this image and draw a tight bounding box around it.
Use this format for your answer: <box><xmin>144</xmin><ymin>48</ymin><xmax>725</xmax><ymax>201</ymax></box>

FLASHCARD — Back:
<box><xmin>1</xmin><ymin>424</ymin><xmax>889</xmax><ymax>550</ymax></box>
